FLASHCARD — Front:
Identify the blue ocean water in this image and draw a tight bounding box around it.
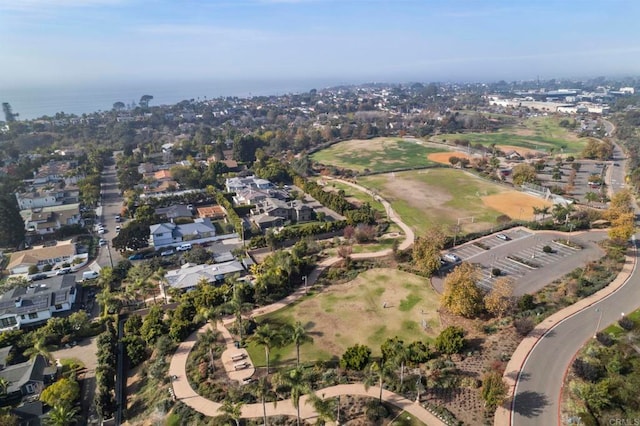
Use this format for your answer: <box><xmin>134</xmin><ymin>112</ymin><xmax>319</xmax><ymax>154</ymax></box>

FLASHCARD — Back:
<box><xmin>0</xmin><ymin>78</ymin><xmax>343</xmax><ymax>120</ymax></box>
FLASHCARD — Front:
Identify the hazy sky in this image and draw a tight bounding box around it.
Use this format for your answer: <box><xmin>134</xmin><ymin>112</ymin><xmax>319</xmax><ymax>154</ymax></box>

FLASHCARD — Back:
<box><xmin>1</xmin><ymin>0</ymin><xmax>639</xmax><ymax>90</ymax></box>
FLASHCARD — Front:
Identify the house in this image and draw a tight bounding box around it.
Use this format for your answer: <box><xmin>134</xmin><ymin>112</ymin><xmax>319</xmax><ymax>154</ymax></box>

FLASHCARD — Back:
<box><xmin>164</xmin><ymin>261</ymin><xmax>246</xmax><ymax>291</ymax></box>
<box><xmin>22</xmin><ymin>204</ymin><xmax>82</xmax><ymax>235</ymax></box>
<box><xmin>225</xmin><ymin>176</ymin><xmax>273</xmax><ymax>193</ymax></box>
<box><xmin>504</xmin><ymin>150</ymin><xmax>523</xmax><ymax>161</ymax></box>
<box><xmin>250</xmin><ymin>197</ymin><xmax>314</xmax><ymax>229</ymax></box>
<box><xmin>32</xmin><ymin>160</ymin><xmax>78</xmax><ymax>186</ymax></box>
<box><xmin>138</xmin><ymin>162</ymin><xmax>156</xmax><ymax>175</ymax></box>
<box><xmin>15</xmin><ymin>184</ymin><xmax>80</xmax><ymax>210</ymax></box>
<box><xmin>11</xmin><ymin>401</ymin><xmax>48</xmax><ymax>425</ymax></box>
<box><xmin>7</xmin><ymin>241</ymin><xmax>77</xmax><ymax>275</ymax></box>
<box><xmin>0</xmin><ymin>275</ymin><xmax>78</xmax><ymax>331</ymax></box>
<box><xmin>0</xmin><ymin>355</ymin><xmax>57</xmax><ymax>407</ymax></box>
<box><xmin>154</xmin><ymin>170</ymin><xmax>173</xmax><ymax>181</ymax></box>
<box><xmin>155</xmin><ymin>204</ymin><xmax>193</xmax><ymax>221</ymax></box>
<box><xmin>196</xmin><ymin>205</ymin><xmax>227</xmax><ymax>220</ymax></box>
<box><xmin>149</xmin><ymin>218</ymin><xmax>216</xmax><ymax>247</ymax></box>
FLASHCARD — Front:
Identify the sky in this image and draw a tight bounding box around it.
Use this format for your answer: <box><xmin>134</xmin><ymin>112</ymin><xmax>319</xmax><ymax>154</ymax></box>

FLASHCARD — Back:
<box><xmin>1</xmin><ymin>0</ymin><xmax>640</xmax><ymax>90</ymax></box>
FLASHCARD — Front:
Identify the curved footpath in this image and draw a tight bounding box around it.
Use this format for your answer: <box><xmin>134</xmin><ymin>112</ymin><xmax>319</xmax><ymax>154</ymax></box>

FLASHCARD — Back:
<box><xmin>496</xmin><ymin>240</ymin><xmax>638</xmax><ymax>426</ymax></box>
<box><xmin>168</xmin><ymin>180</ymin><xmax>446</xmax><ymax>424</ymax></box>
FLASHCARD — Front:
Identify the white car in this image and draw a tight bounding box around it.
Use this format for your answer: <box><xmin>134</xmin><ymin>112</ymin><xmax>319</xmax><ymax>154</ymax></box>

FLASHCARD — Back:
<box><xmin>176</xmin><ymin>243</ymin><xmax>192</xmax><ymax>252</ymax></box>
<box><xmin>97</xmin><ymin>228</ymin><xmax>105</xmax><ymax>235</ymax></box>
<box><xmin>115</xmin><ymin>225</ymin><xmax>121</xmax><ymax>233</ymax></box>
<box><xmin>496</xmin><ymin>233</ymin><xmax>510</xmax><ymax>241</ymax></box>
<box><xmin>443</xmin><ymin>253</ymin><xmax>461</xmax><ymax>263</ymax></box>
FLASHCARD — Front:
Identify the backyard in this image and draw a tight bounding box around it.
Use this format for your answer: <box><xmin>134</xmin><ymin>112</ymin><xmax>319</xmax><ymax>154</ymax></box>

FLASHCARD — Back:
<box><xmin>247</xmin><ymin>268</ymin><xmax>441</xmax><ymax>367</ymax></box>
<box><xmin>311</xmin><ymin>137</ymin><xmax>445</xmax><ymax>173</ymax></box>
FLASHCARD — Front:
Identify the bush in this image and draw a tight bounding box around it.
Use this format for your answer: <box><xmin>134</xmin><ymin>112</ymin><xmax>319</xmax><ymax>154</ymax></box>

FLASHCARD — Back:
<box><xmin>435</xmin><ymin>326</ymin><xmax>466</xmax><ymax>355</ymax></box>
<box><xmin>340</xmin><ymin>344</ymin><xmax>371</xmax><ymax>371</ymax></box>
<box><xmin>43</xmin><ymin>264</ymin><xmax>53</xmax><ymax>272</ymax></box>
<box><xmin>542</xmin><ymin>245</ymin><xmax>553</xmax><ymax>253</ymax></box>
<box><xmin>491</xmin><ymin>268</ymin><xmax>501</xmax><ymax>277</ymax></box>
<box><xmin>572</xmin><ymin>358</ymin><xmax>603</xmax><ymax>382</ymax></box>
<box><xmin>513</xmin><ymin>317</ymin><xmax>535</xmax><ymax>336</ymax></box>
<box><xmin>518</xmin><ymin>294</ymin><xmax>536</xmax><ymax>311</ymax></box>
<box><xmin>618</xmin><ymin>316</ymin><xmax>635</xmax><ymax>331</ymax></box>
<box><xmin>28</xmin><ymin>265</ymin><xmax>39</xmax><ymax>275</ymax></box>
<box><xmin>595</xmin><ymin>332</ymin><xmax>614</xmax><ymax>347</ymax></box>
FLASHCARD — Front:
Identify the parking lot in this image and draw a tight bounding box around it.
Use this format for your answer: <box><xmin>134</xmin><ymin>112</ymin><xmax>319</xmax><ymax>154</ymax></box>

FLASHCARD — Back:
<box><xmin>434</xmin><ymin>228</ymin><xmax>608</xmax><ymax>295</ymax></box>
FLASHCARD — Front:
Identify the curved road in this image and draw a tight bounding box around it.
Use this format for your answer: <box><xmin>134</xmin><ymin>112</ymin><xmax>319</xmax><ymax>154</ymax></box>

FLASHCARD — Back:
<box><xmin>507</xmin><ymin>121</ymin><xmax>640</xmax><ymax>425</ymax></box>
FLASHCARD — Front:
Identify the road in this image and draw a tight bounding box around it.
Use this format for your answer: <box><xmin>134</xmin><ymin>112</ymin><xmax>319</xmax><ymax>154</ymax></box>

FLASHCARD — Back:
<box><xmin>509</xmin><ymin>120</ymin><xmax>639</xmax><ymax>425</ymax></box>
<box><xmin>96</xmin><ymin>160</ymin><xmax>124</xmax><ymax>268</ymax></box>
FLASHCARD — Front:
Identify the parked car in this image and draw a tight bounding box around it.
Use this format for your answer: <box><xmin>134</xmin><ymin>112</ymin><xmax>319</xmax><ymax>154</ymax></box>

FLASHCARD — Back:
<box><xmin>56</xmin><ymin>267</ymin><xmax>72</xmax><ymax>275</ymax></box>
<box><xmin>115</xmin><ymin>215</ymin><xmax>121</xmax><ymax>222</ymax></box>
<box><xmin>82</xmin><ymin>270</ymin><xmax>99</xmax><ymax>281</ymax></box>
<box><xmin>443</xmin><ymin>253</ymin><xmax>461</xmax><ymax>263</ymax></box>
<box><xmin>29</xmin><ymin>274</ymin><xmax>48</xmax><ymax>282</ymax></box>
<box><xmin>160</xmin><ymin>249</ymin><xmax>175</xmax><ymax>257</ymax></box>
<box><xmin>97</xmin><ymin>228</ymin><xmax>105</xmax><ymax>235</ymax></box>
<box><xmin>176</xmin><ymin>243</ymin><xmax>192</xmax><ymax>252</ymax></box>
<box><xmin>128</xmin><ymin>253</ymin><xmax>145</xmax><ymax>260</ymax></box>
<box><xmin>115</xmin><ymin>225</ymin><xmax>121</xmax><ymax>233</ymax></box>
<box><xmin>99</xmin><ymin>239</ymin><xmax>108</xmax><ymax>246</ymax></box>
<box><xmin>496</xmin><ymin>233</ymin><xmax>510</xmax><ymax>241</ymax></box>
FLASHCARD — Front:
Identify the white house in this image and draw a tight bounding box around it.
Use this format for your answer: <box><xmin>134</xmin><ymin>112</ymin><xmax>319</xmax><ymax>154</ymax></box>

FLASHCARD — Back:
<box><xmin>225</xmin><ymin>176</ymin><xmax>273</xmax><ymax>193</ymax></box>
<box><xmin>164</xmin><ymin>261</ymin><xmax>246</xmax><ymax>291</ymax></box>
<box><xmin>149</xmin><ymin>218</ymin><xmax>216</xmax><ymax>247</ymax></box>
<box><xmin>7</xmin><ymin>241</ymin><xmax>77</xmax><ymax>275</ymax></box>
<box><xmin>0</xmin><ymin>275</ymin><xmax>77</xmax><ymax>331</ymax></box>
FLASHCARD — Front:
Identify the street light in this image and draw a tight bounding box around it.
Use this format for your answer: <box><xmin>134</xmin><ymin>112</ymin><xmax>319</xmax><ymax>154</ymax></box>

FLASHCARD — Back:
<box><xmin>302</xmin><ymin>275</ymin><xmax>308</xmax><ymax>293</ymax></box>
<box><xmin>594</xmin><ymin>307</ymin><xmax>603</xmax><ymax>338</ymax></box>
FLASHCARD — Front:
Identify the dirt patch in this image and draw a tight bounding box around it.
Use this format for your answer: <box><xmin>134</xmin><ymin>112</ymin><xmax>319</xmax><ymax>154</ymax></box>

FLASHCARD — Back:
<box><xmin>382</xmin><ymin>175</ymin><xmax>452</xmax><ymax>209</ymax></box>
<box><xmin>427</xmin><ymin>151</ymin><xmax>474</xmax><ymax>165</ymax></box>
<box><xmin>481</xmin><ymin>191</ymin><xmax>552</xmax><ymax>220</ymax></box>
<box><xmin>496</xmin><ymin>144</ymin><xmax>542</xmax><ymax>157</ymax></box>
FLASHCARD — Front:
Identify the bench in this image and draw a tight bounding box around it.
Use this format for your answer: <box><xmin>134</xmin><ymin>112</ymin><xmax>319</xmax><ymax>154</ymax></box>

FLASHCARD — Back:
<box><xmin>231</xmin><ymin>353</ymin><xmax>246</xmax><ymax>362</ymax></box>
<box><xmin>234</xmin><ymin>362</ymin><xmax>249</xmax><ymax>371</ymax></box>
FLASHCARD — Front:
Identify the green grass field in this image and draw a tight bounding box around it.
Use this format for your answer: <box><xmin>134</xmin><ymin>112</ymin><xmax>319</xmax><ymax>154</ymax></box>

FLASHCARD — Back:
<box><xmin>433</xmin><ymin>116</ymin><xmax>588</xmax><ymax>154</ymax></box>
<box><xmin>358</xmin><ymin>169</ymin><xmax>509</xmax><ymax>235</ymax></box>
<box><xmin>247</xmin><ymin>269</ymin><xmax>441</xmax><ymax>367</ymax></box>
<box><xmin>311</xmin><ymin>138</ymin><xmax>445</xmax><ymax>173</ymax></box>
<box><xmin>315</xmin><ymin>179</ymin><xmax>386</xmax><ymax>213</ymax></box>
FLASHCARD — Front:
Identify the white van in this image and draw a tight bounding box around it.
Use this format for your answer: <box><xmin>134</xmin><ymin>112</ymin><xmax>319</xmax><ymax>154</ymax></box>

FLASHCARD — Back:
<box><xmin>82</xmin><ymin>270</ymin><xmax>100</xmax><ymax>281</ymax></box>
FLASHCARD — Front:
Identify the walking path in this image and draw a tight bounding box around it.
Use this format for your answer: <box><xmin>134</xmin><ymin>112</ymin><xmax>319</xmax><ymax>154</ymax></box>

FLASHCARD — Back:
<box><xmin>167</xmin><ymin>180</ymin><xmax>448</xmax><ymax>424</ymax></box>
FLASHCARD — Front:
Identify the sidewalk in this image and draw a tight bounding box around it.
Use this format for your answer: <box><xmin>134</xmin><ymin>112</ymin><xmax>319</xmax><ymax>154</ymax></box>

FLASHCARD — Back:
<box><xmin>495</xmin><ymin>246</ymin><xmax>637</xmax><ymax>425</ymax></box>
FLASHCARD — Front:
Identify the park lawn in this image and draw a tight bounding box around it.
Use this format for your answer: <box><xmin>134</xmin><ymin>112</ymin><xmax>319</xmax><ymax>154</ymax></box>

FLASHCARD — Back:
<box><xmin>350</xmin><ymin>238</ymin><xmax>398</xmax><ymax>254</ymax></box>
<box><xmin>310</xmin><ymin>138</ymin><xmax>445</xmax><ymax>173</ymax></box>
<box><xmin>602</xmin><ymin>308</ymin><xmax>640</xmax><ymax>338</ymax></box>
<box><xmin>248</xmin><ymin>269</ymin><xmax>441</xmax><ymax>368</ymax></box>
<box><xmin>358</xmin><ymin>169</ymin><xmax>508</xmax><ymax>235</ymax></box>
<box><xmin>315</xmin><ymin>178</ymin><xmax>385</xmax><ymax>213</ymax></box>
<box><xmin>432</xmin><ymin>116</ymin><xmax>587</xmax><ymax>154</ymax></box>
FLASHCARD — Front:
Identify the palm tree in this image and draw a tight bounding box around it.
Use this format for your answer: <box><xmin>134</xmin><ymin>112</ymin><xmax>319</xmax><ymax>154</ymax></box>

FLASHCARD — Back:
<box><xmin>394</xmin><ymin>345</ymin><xmax>411</xmax><ymax>390</ymax></box>
<box><xmin>532</xmin><ymin>206</ymin><xmax>542</xmax><ymax>220</ymax></box>
<box><xmin>540</xmin><ymin>206</ymin><xmax>550</xmax><ymax>221</ymax></box>
<box><xmin>219</xmin><ymin>400</ymin><xmax>244</xmax><ymax>426</ymax></box>
<box><xmin>274</xmin><ymin>367</ymin><xmax>310</xmax><ymax>426</ymax></box>
<box><xmin>364</xmin><ymin>360</ymin><xmax>394</xmax><ymax>406</ymax></box>
<box><xmin>45</xmin><ymin>404</ymin><xmax>80</xmax><ymax>426</ymax></box>
<box><xmin>250</xmin><ymin>324</ymin><xmax>280</xmax><ymax>375</ymax></box>
<box><xmin>306</xmin><ymin>393</ymin><xmax>337</xmax><ymax>425</ymax></box>
<box><xmin>287</xmin><ymin>321</ymin><xmax>313</xmax><ymax>366</ymax></box>
<box><xmin>251</xmin><ymin>376</ymin><xmax>277</xmax><ymax>426</ymax></box>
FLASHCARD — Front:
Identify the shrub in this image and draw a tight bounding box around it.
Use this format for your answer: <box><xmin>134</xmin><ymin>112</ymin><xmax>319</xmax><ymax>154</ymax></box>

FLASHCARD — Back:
<box><xmin>618</xmin><ymin>316</ymin><xmax>635</xmax><ymax>331</ymax></box>
<box><xmin>28</xmin><ymin>265</ymin><xmax>39</xmax><ymax>275</ymax></box>
<box><xmin>435</xmin><ymin>326</ymin><xmax>466</xmax><ymax>355</ymax></box>
<box><xmin>340</xmin><ymin>344</ymin><xmax>371</xmax><ymax>371</ymax></box>
<box><xmin>518</xmin><ymin>294</ymin><xmax>536</xmax><ymax>311</ymax></box>
<box><xmin>595</xmin><ymin>332</ymin><xmax>614</xmax><ymax>347</ymax></box>
<box><xmin>513</xmin><ymin>317</ymin><xmax>535</xmax><ymax>336</ymax></box>
<box><xmin>43</xmin><ymin>264</ymin><xmax>53</xmax><ymax>272</ymax></box>
<box><xmin>491</xmin><ymin>268</ymin><xmax>501</xmax><ymax>277</ymax></box>
<box><xmin>542</xmin><ymin>245</ymin><xmax>553</xmax><ymax>253</ymax></box>
<box><xmin>572</xmin><ymin>358</ymin><xmax>603</xmax><ymax>382</ymax></box>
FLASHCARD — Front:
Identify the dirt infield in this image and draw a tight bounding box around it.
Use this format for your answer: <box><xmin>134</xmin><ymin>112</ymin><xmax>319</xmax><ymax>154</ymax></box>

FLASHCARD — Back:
<box><xmin>427</xmin><ymin>151</ymin><xmax>474</xmax><ymax>164</ymax></box>
<box><xmin>482</xmin><ymin>191</ymin><xmax>552</xmax><ymax>220</ymax></box>
<box><xmin>496</xmin><ymin>144</ymin><xmax>542</xmax><ymax>157</ymax></box>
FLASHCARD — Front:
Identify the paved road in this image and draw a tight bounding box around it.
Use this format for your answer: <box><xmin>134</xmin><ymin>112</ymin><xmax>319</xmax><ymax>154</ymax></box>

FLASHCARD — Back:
<box><xmin>96</xmin><ymin>161</ymin><xmax>124</xmax><ymax>268</ymax></box>
<box><xmin>508</xmin><ymin>242</ymin><xmax>638</xmax><ymax>425</ymax></box>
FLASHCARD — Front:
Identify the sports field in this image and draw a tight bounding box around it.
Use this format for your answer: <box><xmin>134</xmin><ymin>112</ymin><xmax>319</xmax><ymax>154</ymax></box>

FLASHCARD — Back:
<box><xmin>247</xmin><ymin>269</ymin><xmax>441</xmax><ymax>366</ymax></box>
<box><xmin>432</xmin><ymin>116</ymin><xmax>587</xmax><ymax>155</ymax></box>
<box><xmin>310</xmin><ymin>137</ymin><xmax>445</xmax><ymax>173</ymax></box>
<box><xmin>358</xmin><ymin>169</ymin><xmax>552</xmax><ymax>235</ymax></box>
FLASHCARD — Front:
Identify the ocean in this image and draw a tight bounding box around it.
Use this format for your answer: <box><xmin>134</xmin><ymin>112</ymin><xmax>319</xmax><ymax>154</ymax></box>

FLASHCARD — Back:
<box><xmin>0</xmin><ymin>78</ymin><xmax>346</xmax><ymax>120</ymax></box>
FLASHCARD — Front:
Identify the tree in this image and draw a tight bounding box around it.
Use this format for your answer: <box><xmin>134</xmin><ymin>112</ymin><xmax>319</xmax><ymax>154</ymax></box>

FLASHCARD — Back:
<box><xmin>440</xmin><ymin>262</ymin><xmax>484</xmax><ymax>317</ymax></box>
<box><xmin>140</xmin><ymin>306</ymin><xmax>167</xmax><ymax>345</ymax></box>
<box><xmin>219</xmin><ymin>400</ymin><xmax>244</xmax><ymax>426</ymax></box>
<box><xmin>340</xmin><ymin>344</ymin><xmax>371</xmax><ymax>371</ymax></box>
<box><xmin>512</xmin><ymin>163</ymin><xmax>537</xmax><ymax>186</ymax></box>
<box><xmin>139</xmin><ymin>95</ymin><xmax>153</xmax><ymax>109</ymax></box>
<box><xmin>585</xmin><ymin>191</ymin><xmax>598</xmax><ymax>205</ymax></box>
<box><xmin>251</xmin><ymin>376</ymin><xmax>277</xmax><ymax>426</ymax></box>
<box><xmin>112</xmin><ymin>101</ymin><xmax>125</xmax><ymax>111</ymax></box>
<box><xmin>250</xmin><ymin>324</ymin><xmax>280</xmax><ymax>375</ymax></box>
<box><xmin>0</xmin><ymin>193</ymin><xmax>25</xmax><ymax>247</ymax></box>
<box><xmin>286</xmin><ymin>321</ymin><xmax>313</xmax><ymax>366</ymax></box>
<box><xmin>274</xmin><ymin>367</ymin><xmax>310</xmax><ymax>426</ymax></box>
<box><xmin>412</xmin><ymin>229</ymin><xmax>446</xmax><ymax>277</ymax></box>
<box><xmin>2</xmin><ymin>102</ymin><xmax>18</xmax><ymax>122</ymax></box>
<box><xmin>0</xmin><ymin>377</ymin><xmax>9</xmax><ymax>396</ymax></box>
<box><xmin>484</xmin><ymin>277</ymin><xmax>515</xmax><ymax>317</ymax></box>
<box><xmin>364</xmin><ymin>360</ymin><xmax>394</xmax><ymax>406</ymax></box>
<box><xmin>111</xmin><ymin>221</ymin><xmax>150</xmax><ymax>252</ymax></box>
<box><xmin>306</xmin><ymin>393</ymin><xmax>337</xmax><ymax>425</ymax></box>
<box><xmin>40</xmin><ymin>378</ymin><xmax>80</xmax><ymax>408</ymax></box>
<box><xmin>45</xmin><ymin>404</ymin><xmax>80</xmax><ymax>426</ymax></box>
<box><xmin>481</xmin><ymin>371</ymin><xmax>508</xmax><ymax>411</ymax></box>
<box><xmin>435</xmin><ymin>326</ymin><xmax>466</xmax><ymax>355</ymax></box>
